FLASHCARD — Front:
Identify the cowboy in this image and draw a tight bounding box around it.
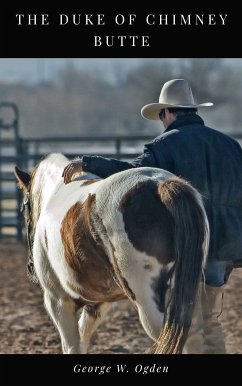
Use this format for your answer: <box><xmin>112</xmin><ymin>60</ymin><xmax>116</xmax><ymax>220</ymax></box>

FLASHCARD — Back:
<box><xmin>62</xmin><ymin>79</ymin><xmax>242</xmax><ymax>354</ymax></box>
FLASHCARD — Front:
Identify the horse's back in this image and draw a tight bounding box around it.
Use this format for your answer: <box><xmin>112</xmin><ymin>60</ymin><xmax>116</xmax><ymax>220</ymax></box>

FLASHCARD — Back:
<box><xmin>44</xmin><ymin>167</ymin><xmax>174</xmax><ymax>230</ymax></box>
<box><xmin>93</xmin><ymin>167</ymin><xmax>174</xmax><ymax>210</ymax></box>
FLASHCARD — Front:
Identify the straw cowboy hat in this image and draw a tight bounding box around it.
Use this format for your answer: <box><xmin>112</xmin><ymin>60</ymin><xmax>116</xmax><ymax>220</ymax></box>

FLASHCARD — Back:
<box><xmin>141</xmin><ymin>79</ymin><xmax>213</xmax><ymax>120</ymax></box>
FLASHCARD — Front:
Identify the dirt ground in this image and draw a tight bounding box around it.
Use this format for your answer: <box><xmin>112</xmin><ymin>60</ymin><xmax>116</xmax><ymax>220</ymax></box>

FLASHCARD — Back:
<box><xmin>1</xmin><ymin>239</ymin><xmax>242</xmax><ymax>354</ymax></box>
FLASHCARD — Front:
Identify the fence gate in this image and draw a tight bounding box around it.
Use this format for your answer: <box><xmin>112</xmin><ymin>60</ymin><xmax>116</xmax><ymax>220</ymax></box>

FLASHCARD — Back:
<box><xmin>0</xmin><ymin>102</ymin><xmax>23</xmax><ymax>240</ymax></box>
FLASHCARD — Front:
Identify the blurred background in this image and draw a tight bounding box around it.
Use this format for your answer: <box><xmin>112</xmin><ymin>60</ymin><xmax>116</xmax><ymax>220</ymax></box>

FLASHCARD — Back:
<box><xmin>1</xmin><ymin>58</ymin><xmax>242</xmax><ymax>137</ymax></box>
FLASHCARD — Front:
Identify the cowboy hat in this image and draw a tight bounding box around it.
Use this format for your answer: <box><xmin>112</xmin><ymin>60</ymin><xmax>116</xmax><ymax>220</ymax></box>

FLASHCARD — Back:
<box><xmin>141</xmin><ymin>79</ymin><xmax>213</xmax><ymax>120</ymax></box>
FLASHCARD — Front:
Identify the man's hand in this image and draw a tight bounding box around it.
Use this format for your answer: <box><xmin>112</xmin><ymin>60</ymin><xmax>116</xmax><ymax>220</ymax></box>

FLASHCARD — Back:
<box><xmin>62</xmin><ymin>159</ymin><xmax>83</xmax><ymax>184</ymax></box>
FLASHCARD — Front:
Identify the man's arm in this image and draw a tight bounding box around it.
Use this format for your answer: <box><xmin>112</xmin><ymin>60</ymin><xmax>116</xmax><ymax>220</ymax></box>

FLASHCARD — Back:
<box><xmin>81</xmin><ymin>155</ymin><xmax>133</xmax><ymax>178</ymax></box>
<box><xmin>62</xmin><ymin>144</ymin><xmax>157</xmax><ymax>183</ymax></box>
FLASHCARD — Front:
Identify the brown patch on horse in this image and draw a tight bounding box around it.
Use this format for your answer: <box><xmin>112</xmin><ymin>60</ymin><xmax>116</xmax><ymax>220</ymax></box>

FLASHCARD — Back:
<box><xmin>60</xmin><ymin>195</ymin><xmax>125</xmax><ymax>303</ymax></box>
<box><xmin>81</xmin><ymin>179</ymin><xmax>100</xmax><ymax>186</ymax></box>
<box><xmin>119</xmin><ymin>180</ymin><xmax>175</xmax><ymax>264</ymax></box>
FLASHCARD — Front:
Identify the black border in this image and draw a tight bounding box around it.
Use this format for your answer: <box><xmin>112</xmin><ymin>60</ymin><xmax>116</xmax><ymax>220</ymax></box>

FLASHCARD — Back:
<box><xmin>0</xmin><ymin>4</ymin><xmax>240</xmax><ymax>58</ymax></box>
<box><xmin>1</xmin><ymin>354</ymin><xmax>241</xmax><ymax>384</ymax></box>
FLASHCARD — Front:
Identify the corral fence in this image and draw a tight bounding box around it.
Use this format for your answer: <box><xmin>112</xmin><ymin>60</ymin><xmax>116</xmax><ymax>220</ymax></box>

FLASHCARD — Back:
<box><xmin>1</xmin><ymin>101</ymin><xmax>242</xmax><ymax>241</ymax></box>
<box><xmin>0</xmin><ymin>101</ymin><xmax>154</xmax><ymax>240</ymax></box>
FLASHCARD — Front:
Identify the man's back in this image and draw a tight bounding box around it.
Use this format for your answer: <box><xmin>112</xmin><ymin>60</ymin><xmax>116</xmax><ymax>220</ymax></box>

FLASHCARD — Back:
<box><xmin>150</xmin><ymin>114</ymin><xmax>242</xmax><ymax>203</ymax></box>
<box><xmin>146</xmin><ymin>114</ymin><xmax>242</xmax><ymax>262</ymax></box>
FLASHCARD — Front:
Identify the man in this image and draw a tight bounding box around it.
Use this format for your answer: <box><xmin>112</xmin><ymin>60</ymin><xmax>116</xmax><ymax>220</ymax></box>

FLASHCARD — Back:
<box><xmin>62</xmin><ymin>79</ymin><xmax>242</xmax><ymax>353</ymax></box>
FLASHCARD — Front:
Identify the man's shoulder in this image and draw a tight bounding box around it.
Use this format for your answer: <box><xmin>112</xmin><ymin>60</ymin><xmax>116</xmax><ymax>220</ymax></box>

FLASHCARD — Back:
<box><xmin>147</xmin><ymin>130</ymin><xmax>179</xmax><ymax>145</ymax></box>
<box><xmin>203</xmin><ymin>124</ymin><xmax>240</xmax><ymax>144</ymax></box>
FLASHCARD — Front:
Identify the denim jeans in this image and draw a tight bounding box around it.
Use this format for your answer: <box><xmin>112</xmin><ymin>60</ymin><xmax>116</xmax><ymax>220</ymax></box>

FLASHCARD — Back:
<box><xmin>204</xmin><ymin>261</ymin><xmax>233</xmax><ymax>287</ymax></box>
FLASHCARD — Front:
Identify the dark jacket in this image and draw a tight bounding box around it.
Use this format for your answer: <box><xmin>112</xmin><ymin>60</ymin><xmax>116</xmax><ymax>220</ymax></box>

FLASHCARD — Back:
<box><xmin>81</xmin><ymin>114</ymin><xmax>242</xmax><ymax>263</ymax></box>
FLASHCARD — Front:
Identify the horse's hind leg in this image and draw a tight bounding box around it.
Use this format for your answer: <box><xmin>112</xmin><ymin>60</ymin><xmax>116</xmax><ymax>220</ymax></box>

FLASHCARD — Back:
<box><xmin>33</xmin><ymin>238</ymin><xmax>84</xmax><ymax>353</ymax></box>
<box><xmin>78</xmin><ymin>302</ymin><xmax>111</xmax><ymax>353</ymax></box>
<box><xmin>43</xmin><ymin>289</ymin><xmax>83</xmax><ymax>354</ymax></box>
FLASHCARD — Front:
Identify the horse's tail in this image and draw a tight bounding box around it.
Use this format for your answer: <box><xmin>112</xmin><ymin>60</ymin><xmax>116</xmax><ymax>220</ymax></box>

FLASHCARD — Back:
<box><xmin>153</xmin><ymin>176</ymin><xmax>209</xmax><ymax>354</ymax></box>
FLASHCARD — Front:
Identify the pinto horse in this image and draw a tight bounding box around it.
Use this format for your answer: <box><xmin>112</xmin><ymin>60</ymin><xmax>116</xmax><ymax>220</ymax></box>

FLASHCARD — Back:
<box><xmin>14</xmin><ymin>153</ymin><xmax>209</xmax><ymax>354</ymax></box>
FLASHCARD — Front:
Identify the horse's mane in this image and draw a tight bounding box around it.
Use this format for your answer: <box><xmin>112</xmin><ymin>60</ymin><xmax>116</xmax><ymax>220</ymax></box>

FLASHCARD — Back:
<box><xmin>38</xmin><ymin>153</ymin><xmax>69</xmax><ymax>168</ymax></box>
<box><xmin>30</xmin><ymin>152</ymin><xmax>69</xmax><ymax>178</ymax></box>
<box><xmin>31</xmin><ymin>152</ymin><xmax>100</xmax><ymax>187</ymax></box>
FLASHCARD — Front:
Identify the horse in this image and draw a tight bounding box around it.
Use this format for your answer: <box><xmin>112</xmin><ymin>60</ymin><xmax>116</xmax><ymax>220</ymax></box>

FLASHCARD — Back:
<box><xmin>14</xmin><ymin>153</ymin><xmax>209</xmax><ymax>354</ymax></box>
